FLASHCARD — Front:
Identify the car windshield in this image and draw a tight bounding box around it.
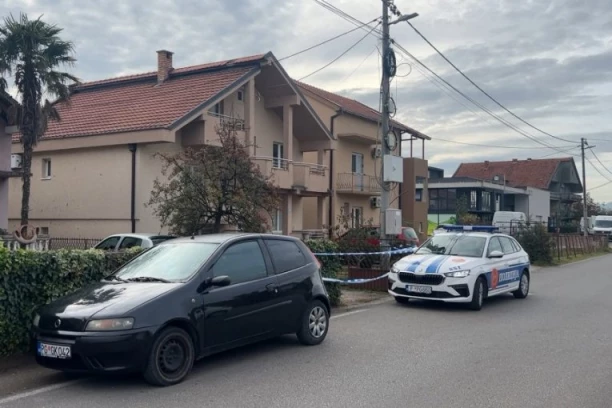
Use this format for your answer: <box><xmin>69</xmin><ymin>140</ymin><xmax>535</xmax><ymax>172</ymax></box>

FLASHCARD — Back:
<box><xmin>415</xmin><ymin>234</ymin><xmax>486</xmax><ymax>258</ymax></box>
<box><xmin>594</xmin><ymin>220</ymin><xmax>612</xmax><ymax>228</ymax></box>
<box><xmin>111</xmin><ymin>242</ymin><xmax>219</xmax><ymax>282</ymax></box>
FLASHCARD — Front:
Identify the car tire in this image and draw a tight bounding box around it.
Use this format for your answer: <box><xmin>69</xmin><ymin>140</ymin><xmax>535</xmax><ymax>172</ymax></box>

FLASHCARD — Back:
<box><xmin>513</xmin><ymin>271</ymin><xmax>530</xmax><ymax>299</ymax></box>
<box><xmin>469</xmin><ymin>277</ymin><xmax>486</xmax><ymax>311</ymax></box>
<box><xmin>394</xmin><ymin>296</ymin><xmax>410</xmax><ymax>304</ymax></box>
<box><xmin>296</xmin><ymin>300</ymin><xmax>329</xmax><ymax>346</ymax></box>
<box><xmin>143</xmin><ymin>326</ymin><xmax>195</xmax><ymax>387</ymax></box>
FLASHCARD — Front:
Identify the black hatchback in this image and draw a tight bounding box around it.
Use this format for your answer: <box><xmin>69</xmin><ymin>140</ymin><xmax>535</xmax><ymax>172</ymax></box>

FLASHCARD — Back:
<box><xmin>31</xmin><ymin>233</ymin><xmax>331</xmax><ymax>386</ymax></box>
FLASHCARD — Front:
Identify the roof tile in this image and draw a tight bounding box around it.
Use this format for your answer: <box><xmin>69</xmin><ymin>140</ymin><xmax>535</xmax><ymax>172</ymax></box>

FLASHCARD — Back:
<box><xmin>453</xmin><ymin>157</ymin><xmax>575</xmax><ymax>190</ymax></box>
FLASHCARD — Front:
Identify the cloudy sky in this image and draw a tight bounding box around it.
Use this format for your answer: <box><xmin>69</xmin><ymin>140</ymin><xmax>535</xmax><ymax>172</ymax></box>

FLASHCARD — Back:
<box><xmin>2</xmin><ymin>0</ymin><xmax>612</xmax><ymax>202</ymax></box>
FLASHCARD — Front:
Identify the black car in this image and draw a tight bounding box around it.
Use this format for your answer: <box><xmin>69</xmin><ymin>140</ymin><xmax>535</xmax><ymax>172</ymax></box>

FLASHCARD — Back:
<box><xmin>31</xmin><ymin>233</ymin><xmax>331</xmax><ymax>386</ymax></box>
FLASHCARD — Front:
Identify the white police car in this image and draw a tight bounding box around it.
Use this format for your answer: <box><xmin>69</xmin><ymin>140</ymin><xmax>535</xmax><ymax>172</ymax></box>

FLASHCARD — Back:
<box><xmin>388</xmin><ymin>225</ymin><xmax>531</xmax><ymax>310</ymax></box>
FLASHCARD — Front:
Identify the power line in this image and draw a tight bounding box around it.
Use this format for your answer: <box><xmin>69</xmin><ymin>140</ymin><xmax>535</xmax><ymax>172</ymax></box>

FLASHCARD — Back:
<box><xmin>432</xmin><ymin>136</ymin><xmax>576</xmax><ymax>150</ymax></box>
<box><xmin>278</xmin><ymin>18</ymin><xmax>380</xmax><ymax>61</ymax></box>
<box><xmin>297</xmin><ymin>22</ymin><xmax>381</xmax><ymax>81</ymax></box>
<box><xmin>403</xmin><ymin>21</ymin><xmax>576</xmax><ymax>144</ymax></box>
<box><xmin>310</xmin><ymin>1</ymin><xmax>576</xmax><ymax>155</ymax></box>
<box><xmin>340</xmin><ymin>45</ymin><xmax>379</xmax><ymax>83</ymax></box>
<box><xmin>590</xmin><ymin>148</ymin><xmax>612</xmax><ymax>177</ymax></box>
<box><xmin>589</xmin><ymin>180</ymin><xmax>612</xmax><ymax>192</ymax></box>
<box><xmin>585</xmin><ymin>156</ymin><xmax>612</xmax><ymax>183</ymax></box>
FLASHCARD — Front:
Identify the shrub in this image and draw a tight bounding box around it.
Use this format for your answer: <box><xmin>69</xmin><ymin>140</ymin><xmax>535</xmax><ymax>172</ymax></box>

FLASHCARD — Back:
<box><xmin>0</xmin><ymin>246</ymin><xmax>142</xmax><ymax>356</ymax></box>
<box><xmin>305</xmin><ymin>239</ymin><xmax>342</xmax><ymax>307</ymax></box>
<box><xmin>514</xmin><ymin>223</ymin><xmax>554</xmax><ymax>264</ymax></box>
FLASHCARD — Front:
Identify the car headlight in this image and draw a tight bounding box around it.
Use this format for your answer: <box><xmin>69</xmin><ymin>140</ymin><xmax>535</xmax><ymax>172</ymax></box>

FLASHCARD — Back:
<box><xmin>32</xmin><ymin>313</ymin><xmax>40</xmax><ymax>328</ymax></box>
<box><xmin>390</xmin><ymin>265</ymin><xmax>400</xmax><ymax>274</ymax></box>
<box><xmin>85</xmin><ymin>318</ymin><xmax>134</xmax><ymax>331</ymax></box>
<box><xmin>444</xmin><ymin>270</ymin><xmax>470</xmax><ymax>278</ymax></box>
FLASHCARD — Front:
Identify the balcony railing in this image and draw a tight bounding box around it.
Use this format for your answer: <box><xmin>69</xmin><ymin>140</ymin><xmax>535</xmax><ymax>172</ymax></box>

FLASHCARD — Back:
<box><xmin>336</xmin><ymin>173</ymin><xmax>382</xmax><ymax>194</ymax></box>
<box><xmin>207</xmin><ymin>112</ymin><xmax>246</xmax><ymax>131</ymax></box>
<box><xmin>252</xmin><ymin>157</ymin><xmax>327</xmax><ymax>192</ymax></box>
<box><xmin>550</xmin><ymin>191</ymin><xmax>582</xmax><ymax>202</ymax></box>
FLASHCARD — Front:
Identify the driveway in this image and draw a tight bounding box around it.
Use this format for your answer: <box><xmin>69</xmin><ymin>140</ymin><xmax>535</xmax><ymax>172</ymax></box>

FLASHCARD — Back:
<box><xmin>2</xmin><ymin>254</ymin><xmax>612</xmax><ymax>407</ymax></box>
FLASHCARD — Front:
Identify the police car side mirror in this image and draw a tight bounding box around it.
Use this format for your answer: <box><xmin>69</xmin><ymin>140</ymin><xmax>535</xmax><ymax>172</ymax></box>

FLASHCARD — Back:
<box><xmin>488</xmin><ymin>250</ymin><xmax>504</xmax><ymax>259</ymax></box>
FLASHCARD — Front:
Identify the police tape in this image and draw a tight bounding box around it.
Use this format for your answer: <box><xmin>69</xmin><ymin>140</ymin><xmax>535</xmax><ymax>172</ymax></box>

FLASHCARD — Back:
<box><xmin>312</xmin><ymin>247</ymin><xmax>415</xmax><ymax>256</ymax></box>
<box><xmin>322</xmin><ymin>272</ymin><xmax>389</xmax><ymax>284</ymax></box>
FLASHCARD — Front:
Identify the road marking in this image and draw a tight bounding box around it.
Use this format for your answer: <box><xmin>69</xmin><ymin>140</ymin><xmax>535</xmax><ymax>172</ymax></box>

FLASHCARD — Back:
<box><xmin>0</xmin><ymin>379</ymin><xmax>82</xmax><ymax>406</ymax></box>
<box><xmin>331</xmin><ymin>309</ymin><xmax>367</xmax><ymax>320</ymax></box>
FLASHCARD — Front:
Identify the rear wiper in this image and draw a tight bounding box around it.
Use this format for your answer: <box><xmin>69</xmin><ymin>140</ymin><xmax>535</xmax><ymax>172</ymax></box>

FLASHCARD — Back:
<box><xmin>124</xmin><ymin>276</ymin><xmax>172</xmax><ymax>283</ymax></box>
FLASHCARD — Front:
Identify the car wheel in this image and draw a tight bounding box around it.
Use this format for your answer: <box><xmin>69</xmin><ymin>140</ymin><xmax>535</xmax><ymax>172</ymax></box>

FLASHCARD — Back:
<box><xmin>297</xmin><ymin>300</ymin><xmax>329</xmax><ymax>346</ymax></box>
<box><xmin>513</xmin><ymin>271</ymin><xmax>530</xmax><ymax>299</ymax></box>
<box><xmin>394</xmin><ymin>296</ymin><xmax>410</xmax><ymax>304</ymax></box>
<box><xmin>469</xmin><ymin>277</ymin><xmax>486</xmax><ymax>311</ymax></box>
<box><xmin>143</xmin><ymin>326</ymin><xmax>195</xmax><ymax>387</ymax></box>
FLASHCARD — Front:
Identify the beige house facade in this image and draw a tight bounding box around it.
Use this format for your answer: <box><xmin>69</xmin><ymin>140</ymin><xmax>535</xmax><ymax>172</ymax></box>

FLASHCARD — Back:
<box><xmin>0</xmin><ymin>92</ymin><xmax>18</xmax><ymax>232</ymax></box>
<box><xmin>7</xmin><ymin>51</ymin><xmax>335</xmax><ymax>238</ymax></box>
<box><xmin>297</xmin><ymin>83</ymin><xmax>430</xmax><ymax>234</ymax></box>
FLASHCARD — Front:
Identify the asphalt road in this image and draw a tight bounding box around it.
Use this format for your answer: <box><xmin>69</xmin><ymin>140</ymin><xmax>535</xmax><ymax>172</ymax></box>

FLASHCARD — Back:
<box><xmin>2</xmin><ymin>255</ymin><xmax>612</xmax><ymax>408</ymax></box>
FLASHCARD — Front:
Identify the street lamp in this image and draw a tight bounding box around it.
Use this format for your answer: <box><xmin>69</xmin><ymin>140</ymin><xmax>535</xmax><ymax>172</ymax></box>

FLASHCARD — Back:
<box><xmin>389</xmin><ymin>13</ymin><xmax>419</xmax><ymax>25</ymax></box>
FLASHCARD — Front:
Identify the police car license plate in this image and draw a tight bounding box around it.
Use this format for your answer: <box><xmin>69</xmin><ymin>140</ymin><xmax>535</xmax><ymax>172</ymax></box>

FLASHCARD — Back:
<box><xmin>37</xmin><ymin>342</ymin><xmax>71</xmax><ymax>359</ymax></box>
<box><xmin>406</xmin><ymin>285</ymin><xmax>432</xmax><ymax>294</ymax></box>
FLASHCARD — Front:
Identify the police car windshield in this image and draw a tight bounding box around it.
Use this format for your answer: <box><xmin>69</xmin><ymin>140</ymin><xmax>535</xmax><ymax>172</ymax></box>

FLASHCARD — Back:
<box><xmin>415</xmin><ymin>235</ymin><xmax>487</xmax><ymax>258</ymax></box>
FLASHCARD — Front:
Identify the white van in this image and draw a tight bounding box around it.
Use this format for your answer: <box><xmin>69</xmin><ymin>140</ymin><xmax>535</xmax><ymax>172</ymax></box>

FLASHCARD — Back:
<box><xmin>492</xmin><ymin>211</ymin><xmax>526</xmax><ymax>234</ymax></box>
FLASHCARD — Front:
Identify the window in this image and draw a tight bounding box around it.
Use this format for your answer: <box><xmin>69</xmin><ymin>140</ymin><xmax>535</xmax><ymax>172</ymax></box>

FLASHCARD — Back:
<box><xmin>209</xmin><ymin>100</ymin><xmax>224</xmax><ymax>115</ymax></box>
<box><xmin>351</xmin><ymin>207</ymin><xmax>363</xmax><ymax>228</ymax></box>
<box><xmin>487</xmin><ymin>237</ymin><xmax>503</xmax><ymax>256</ymax></box>
<box><xmin>415</xmin><ymin>189</ymin><xmax>422</xmax><ymax>202</ymax></box>
<box><xmin>429</xmin><ymin>189</ymin><xmax>438</xmax><ymax>211</ymax></box>
<box><xmin>237</xmin><ymin>90</ymin><xmax>244</xmax><ymax>101</ymax></box>
<box><xmin>265</xmin><ymin>239</ymin><xmax>307</xmax><ymax>273</ymax></box>
<box><xmin>351</xmin><ymin>153</ymin><xmax>363</xmax><ymax>174</ymax></box>
<box><xmin>470</xmin><ymin>190</ymin><xmax>478</xmax><ymax>210</ymax></box>
<box><xmin>40</xmin><ymin>227</ymin><xmax>49</xmax><ymax>235</ymax></box>
<box><xmin>509</xmin><ymin>238</ymin><xmax>522</xmax><ymax>252</ymax></box>
<box><xmin>42</xmin><ymin>158</ymin><xmax>52</xmax><ymax>179</ymax></box>
<box><xmin>272</xmin><ymin>209</ymin><xmax>282</xmax><ymax>233</ymax></box>
<box><xmin>95</xmin><ymin>236</ymin><xmax>121</xmax><ymax>251</ymax></box>
<box><xmin>447</xmin><ymin>189</ymin><xmax>457</xmax><ymax>211</ymax></box>
<box><xmin>119</xmin><ymin>236</ymin><xmax>143</xmax><ymax>250</ymax></box>
<box><xmin>212</xmin><ymin>240</ymin><xmax>267</xmax><ymax>285</ymax></box>
<box><xmin>499</xmin><ymin>237</ymin><xmax>517</xmax><ymax>254</ymax></box>
<box><xmin>415</xmin><ymin>235</ymin><xmax>486</xmax><ymax>258</ymax></box>
<box><xmin>114</xmin><ymin>243</ymin><xmax>218</xmax><ymax>281</ymax></box>
<box><xmin>416</xmin><ymin>176</ymin><xmax>426</xmax><ymax>202</ymax></box>
<box><xmin>482</xmin><ymin>191</ymin><xmax>492</xmax><ymax>211</ymax></box>
<box><xmin>273</xmin><ymin>142</ymin><xmax>284</xmax><ymax>169</ymax></box>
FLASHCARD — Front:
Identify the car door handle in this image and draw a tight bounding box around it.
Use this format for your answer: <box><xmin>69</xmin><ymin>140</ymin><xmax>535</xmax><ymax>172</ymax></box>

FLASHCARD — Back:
<box><xmin>266</xmin><ymin>284</ymin><xmax>279</xmax><ymax>294</ymax></box>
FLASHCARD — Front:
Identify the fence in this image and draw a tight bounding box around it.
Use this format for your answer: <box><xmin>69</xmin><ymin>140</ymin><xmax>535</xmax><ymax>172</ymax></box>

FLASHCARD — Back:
<box><xmin>552</xmin><ymin>233</ymin><xmax>608</xmax><ymax>261</ymax></box>
<box><xmin>48</xmin><ymin>238</ymin><xmax>102</xmax><ymax>250</ymax></box>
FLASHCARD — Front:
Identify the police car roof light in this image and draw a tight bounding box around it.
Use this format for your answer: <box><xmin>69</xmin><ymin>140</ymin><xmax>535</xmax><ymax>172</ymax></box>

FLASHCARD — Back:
<box><xmin>440</xmin><ymin>224</ymin><xmax>499</xmax><ymax>233</ymax></box>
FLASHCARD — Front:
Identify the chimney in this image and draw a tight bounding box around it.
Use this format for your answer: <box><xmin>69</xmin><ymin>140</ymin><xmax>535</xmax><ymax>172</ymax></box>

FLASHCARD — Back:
<box><xmin>484</xmin><ymin>160</ymin><xmax>490</xmax><ymax>166</ymax></box>
<box><xmin>527</xmin><ymin>158</ymin><xmax>532</xmax><ymax>161</ymax></box>
<box><xmin>512</xmin><ymin>158</ymin><xmax>518</xmax><ymax>162</ymax></box>
<box><xmin>157</xmin><ymin>50</ymin><xmax>174</xmax><ymax>84</ymax></box>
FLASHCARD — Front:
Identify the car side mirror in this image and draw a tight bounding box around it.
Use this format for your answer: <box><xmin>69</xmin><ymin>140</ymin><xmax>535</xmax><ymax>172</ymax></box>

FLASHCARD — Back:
<box><xmin>211</xmin><ymin>275</ymin><xmax>231</xmax><ymax>287</ymax></box>
<box><xmin>488</xmin><ymin>250</ymin><xmax>504</xmax><ymax>259</ymax></box>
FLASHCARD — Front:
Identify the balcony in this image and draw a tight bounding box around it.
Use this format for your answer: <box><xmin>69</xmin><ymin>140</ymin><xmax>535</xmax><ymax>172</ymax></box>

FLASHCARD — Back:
<box><xmin>550</xmin><ymin>191</ymin><xmax>582</xmax><ymax>202</ymax></box>
<box><xmin>336</xmin><ymin>173</ymin><xmax>382</xmax><ymax>195</ymax></box>
<box><xmin>252</xmin><ymin>157</ymin><xmax>328</xmax><ymax>194</ymax></box>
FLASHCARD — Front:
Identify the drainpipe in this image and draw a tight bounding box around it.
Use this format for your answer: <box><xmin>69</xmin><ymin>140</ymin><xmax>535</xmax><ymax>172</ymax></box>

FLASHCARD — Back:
<box><xmin>328</xmin><ymin>110</ymin><xmax>342</xmax><ymax>237</ymax></box>
<box><xmin>128</xmin><ymin>143</ymin><xmax>137</xmax><ymax>233</ymax></box>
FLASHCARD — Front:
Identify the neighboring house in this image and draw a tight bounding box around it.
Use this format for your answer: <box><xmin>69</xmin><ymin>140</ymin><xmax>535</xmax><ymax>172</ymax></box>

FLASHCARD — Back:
<box><xmin>0</xmin><ymin>91</ymin><xmax>18</xmax><ymax>232</ymax></box>
<box><xmin>7</xmin><ymin>51</ymin><xmax>334</xmax><ymax>238</ymax></box>
<box><xmin>297</xmin><ymin>82</ymin><xmax>430</xmax><ymax>237</ymax></box>
<box><xmin>419</xmin><ymin>169</ymin><xmax>550</xmax><ymax>225</ymax></box>
<box><xmin>450</xmin><ymin>157</ymin><xmax>582</xmax><ymax>226</ymax></box>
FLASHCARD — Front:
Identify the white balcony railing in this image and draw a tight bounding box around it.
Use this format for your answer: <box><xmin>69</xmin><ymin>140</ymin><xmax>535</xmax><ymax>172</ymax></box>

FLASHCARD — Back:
<box><xmin>207</xmin><ymin>112</ymin><xmax>246</xmax><ymax>131</ymax></box>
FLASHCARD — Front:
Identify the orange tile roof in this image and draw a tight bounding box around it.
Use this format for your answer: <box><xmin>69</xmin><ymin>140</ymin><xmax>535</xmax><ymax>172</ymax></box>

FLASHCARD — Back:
<box><xmin>297</xmin><ymin>81</ymin><xmax>429</xmax><ymax>139</ymax></box>
<box><xmin>453</xmin><ymin>157</ymin><xmax>575</xmax><ymax>190</ymax></box>
<box><xmin>12</xmin><ymin>54</ymin><xmax>266</xmax><ymax>142</ymax></box>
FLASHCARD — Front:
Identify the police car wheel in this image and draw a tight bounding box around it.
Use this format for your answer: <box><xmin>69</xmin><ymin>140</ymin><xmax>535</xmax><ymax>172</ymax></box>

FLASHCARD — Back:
<box><xmin>395</xmin><ymin>296</ymin><xmax>410</xmax><ymax>304</ymax></box>
<box><xmin>513</xmin><ymin>271</ymin><xmax>530</xmax><ymax>299</ymax></box>
<box><xmin>469</xmin><ymin>277</ymin><xmax>486</xmax><ymax>311</ymax></box>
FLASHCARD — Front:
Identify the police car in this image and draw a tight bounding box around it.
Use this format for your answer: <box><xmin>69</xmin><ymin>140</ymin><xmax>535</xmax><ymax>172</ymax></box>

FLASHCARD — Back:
<box><xmin>388</xmin><ymin>225</ymin><xmax>531</xmax><ymax>310</ymax></box>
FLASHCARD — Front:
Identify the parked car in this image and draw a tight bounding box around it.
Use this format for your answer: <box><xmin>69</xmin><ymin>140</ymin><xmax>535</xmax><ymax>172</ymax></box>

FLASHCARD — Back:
<box><xmin>93</xmin><ymin>233</ymin><xmax>176</xmax><ymax>251</ymax></box>
<box><xmin>388</xmin><ymin>228</ymin><xmax>531</xmax><ymax>310</ymax></box>
<box><xmin>32</xmin><ymin>233</ymin><xmax>330</xmax><ymax>386</ymax></box>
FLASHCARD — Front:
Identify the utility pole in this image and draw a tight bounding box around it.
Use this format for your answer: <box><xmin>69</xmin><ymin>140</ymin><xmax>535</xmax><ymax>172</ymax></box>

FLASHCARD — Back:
<box><xmin>379</xmin><ymin>1</ymin><xmax>418</xmax><ymax>260</ymax></box>
<box><xmin>581</xmin><ymin>137</ymin><xmax>588</xmax><ymax>236</ymax></box>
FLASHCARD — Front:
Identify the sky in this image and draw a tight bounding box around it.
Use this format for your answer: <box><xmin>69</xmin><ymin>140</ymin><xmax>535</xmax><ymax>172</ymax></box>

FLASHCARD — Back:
<box><xmin>2</xmin><ymin>0</ymin><xmax>612</xmax><ymax>203</ymax></box>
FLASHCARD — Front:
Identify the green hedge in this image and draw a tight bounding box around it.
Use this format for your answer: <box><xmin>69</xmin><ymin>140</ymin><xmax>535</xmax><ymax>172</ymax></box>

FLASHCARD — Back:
<box><xmin>0</xmin><ymin>246</ymin><xmax>142</xmax><ymax>356</ymax></box>
<box><xmin>304</xmin><ymin>239</ymin><xmax>342</xmax><ymax>307</ymax></box>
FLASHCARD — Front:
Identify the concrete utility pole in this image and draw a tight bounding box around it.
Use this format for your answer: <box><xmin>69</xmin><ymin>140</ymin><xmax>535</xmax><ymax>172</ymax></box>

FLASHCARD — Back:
<box><xmin>380</xmin><ymin>1</ymin><xmax>418</xmax><ymax>256</ymax></box>
<box><xmin>581</xmin><ymin>137</ymin><xmax>589</xmax><ymax>236</ymax></box>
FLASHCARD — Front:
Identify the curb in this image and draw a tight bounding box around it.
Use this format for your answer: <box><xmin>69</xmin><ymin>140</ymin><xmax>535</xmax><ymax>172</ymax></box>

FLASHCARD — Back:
<box><xmin>333</xmin><ymin>295</ymin><xmax>393</xmax><ymax>314</ymax></box>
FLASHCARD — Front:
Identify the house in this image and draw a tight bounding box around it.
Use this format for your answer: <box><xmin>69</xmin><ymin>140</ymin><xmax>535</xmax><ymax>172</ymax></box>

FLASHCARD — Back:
<box><xmin>0</xmin><ymin>91</ymin><xmax>18</xmax><ymax>232</ymax></box>
<box><xmin>421</xmin><ymin>157</ymin><xmax>582</xmax><ymax>226</ymax></box>
<box><xmin>420</xmin><ymin>167</ymin><xmax>550</xmax><ymax>226</ymax></box>
<box><xmin>7</xmin><ymin>51</ymin><xmax>335</xmax><ymax>238</ymax></box>
<box><xmin>297</xmin><ymin>82</ymin><xmax>430</xmax><ymax>237</ymax></box>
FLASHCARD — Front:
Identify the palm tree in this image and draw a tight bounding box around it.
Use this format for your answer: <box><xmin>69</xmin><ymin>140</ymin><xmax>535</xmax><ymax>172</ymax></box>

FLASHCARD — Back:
<box><xmin>0</xmin><ymin>13</ymin><xmax>79</xmax><ymax>226</ymax></box>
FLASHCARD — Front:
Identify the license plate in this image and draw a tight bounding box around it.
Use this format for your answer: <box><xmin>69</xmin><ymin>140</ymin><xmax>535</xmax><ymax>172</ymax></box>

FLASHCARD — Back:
<box><xmin>406</xmin><ymin>285</ymin><xmax>432</xmax><ymax>294</ymax></box>
<box><xmin>37</xmin><ymin>342</ymin><xmax>71</xmax><ymax>359</ymax></box>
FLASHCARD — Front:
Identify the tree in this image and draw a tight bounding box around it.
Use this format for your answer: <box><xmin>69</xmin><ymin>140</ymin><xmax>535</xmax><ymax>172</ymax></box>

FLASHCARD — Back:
<box><xmin>0</xmin><ymin>14</ymin><xmax>78</xmax><ymax>226</ymax></box>
<box><xmin>455</xmin><ymin>194</ymin><xmax>479</xmax><ymax>225</ymax></box>
<box><xmin>147</xmin><ymin>126</ymin><xmax>281</xmax><ymax>235</ymax></box>
<box><xmin>570</xmin><ymin>192</ymin><xmax>602</xmax><ymax>219</ymax></box>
